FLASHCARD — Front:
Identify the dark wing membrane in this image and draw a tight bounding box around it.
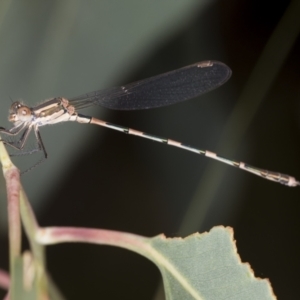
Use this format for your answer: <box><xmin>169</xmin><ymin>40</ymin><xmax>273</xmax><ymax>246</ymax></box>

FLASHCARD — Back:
<box><xmin>69</xmin><ymin>60</ymin><xmax>231</xmax><ymax>111</ymax></box>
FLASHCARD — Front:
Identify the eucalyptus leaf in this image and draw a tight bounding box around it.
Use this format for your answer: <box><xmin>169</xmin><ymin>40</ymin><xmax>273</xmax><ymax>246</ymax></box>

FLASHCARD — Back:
<box><xmin>145</xmin><ymin>227</ymin><xmax>275</xmax><ymax>300</ymax></box>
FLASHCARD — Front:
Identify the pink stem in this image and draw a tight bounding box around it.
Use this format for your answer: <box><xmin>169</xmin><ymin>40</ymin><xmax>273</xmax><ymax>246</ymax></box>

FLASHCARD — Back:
<box><xmin>37</xmin><ymin>227</ymin><xmax>151</xmax><ymax>256</ymax></box>
<box><xmin>0</xmin><ymin>269</ymin><xmax>10</xmax><ymax>290</ymax></box>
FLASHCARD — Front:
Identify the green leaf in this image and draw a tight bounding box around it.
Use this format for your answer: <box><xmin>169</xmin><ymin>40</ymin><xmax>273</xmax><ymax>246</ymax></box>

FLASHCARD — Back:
<box><xmin>11</xmin><ymin>256</ymin><xmax>37</xmax><ymax>300</ymax></box>
<box><xmin>146</xmin><ymin>226</ymin><xmax>275</xmax><ymax>300</ymax></box>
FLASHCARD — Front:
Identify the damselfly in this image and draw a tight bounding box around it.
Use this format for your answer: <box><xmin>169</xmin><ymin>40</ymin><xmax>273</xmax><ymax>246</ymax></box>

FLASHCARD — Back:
<box><xmin>0</xmin><ymin>61</ymin><xmax>298</xmax><ymax>186</ymax></box>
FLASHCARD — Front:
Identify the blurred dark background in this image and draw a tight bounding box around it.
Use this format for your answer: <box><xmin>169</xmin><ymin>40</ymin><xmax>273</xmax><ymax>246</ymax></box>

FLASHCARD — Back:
<box><xmin>0</xmin><ymin>0</ymin><xmax>299</xmax><ymax>299</ymax></box>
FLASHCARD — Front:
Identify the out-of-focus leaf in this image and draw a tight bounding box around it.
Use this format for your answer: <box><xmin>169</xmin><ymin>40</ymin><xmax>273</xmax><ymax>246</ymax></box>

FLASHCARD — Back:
<box><xmin>11</xmin><ymin>256</ymin><xmax>37</xmax><ymax>300</ymax></box>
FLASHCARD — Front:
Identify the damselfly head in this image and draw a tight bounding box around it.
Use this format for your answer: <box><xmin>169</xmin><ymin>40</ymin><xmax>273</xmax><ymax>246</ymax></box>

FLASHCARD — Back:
<box><xmin>8</xmin><ymin>101</ymin><xmax>31</xmax><ymax>123</ymax></box>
